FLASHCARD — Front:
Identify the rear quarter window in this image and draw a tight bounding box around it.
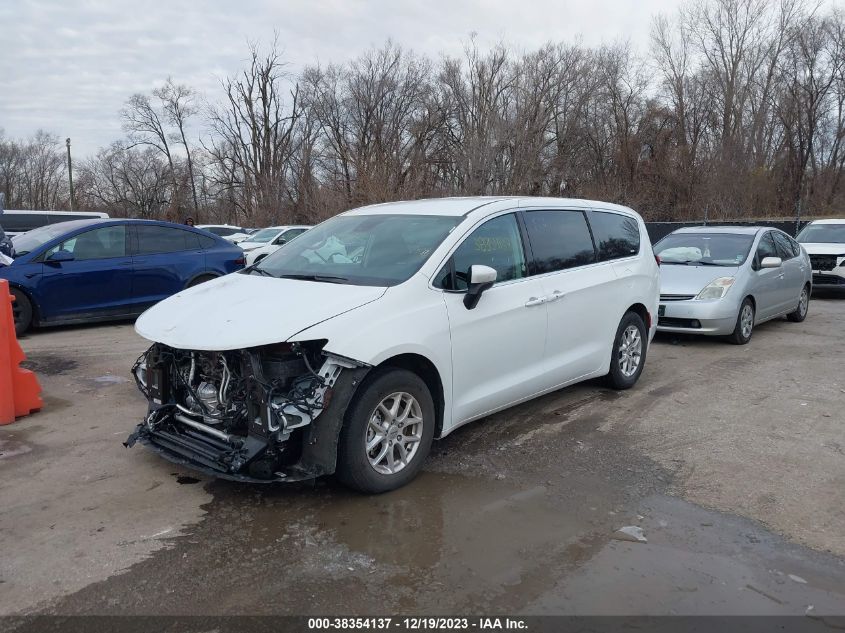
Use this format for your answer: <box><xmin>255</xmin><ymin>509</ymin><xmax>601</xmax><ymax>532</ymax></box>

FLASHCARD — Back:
<box><xmin>136</xmin><ymin>225</ymin><xmax>198</xmax><ymax>254</ymax></box>
<box><xmin>197</xmin><ymin>234</ymin><xmax>218</xmax><ymax>249</ymax></box>
<box><xmin>588</xmin><ymin>211</ymin><xmax>641</xmax><ymax>261</ymax></box>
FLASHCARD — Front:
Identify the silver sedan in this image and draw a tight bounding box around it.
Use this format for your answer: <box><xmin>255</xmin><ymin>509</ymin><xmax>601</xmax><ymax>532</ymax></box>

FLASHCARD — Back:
<box><xmin>654</xmin><ymin>226</ymin><xmax>812</xmax><ymax>344</ymax></box>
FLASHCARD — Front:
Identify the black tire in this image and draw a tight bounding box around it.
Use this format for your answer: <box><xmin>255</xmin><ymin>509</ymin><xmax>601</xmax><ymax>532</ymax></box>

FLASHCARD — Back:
<box><xmin>336</xmin><ymin>369</ymin><xmax>435</xmax><ymax>493</ymax></box>
<box><xmin>728</xmin><ymin>298</ymin><xmax>755</xmax><ymax>345</ymax></box>
<box><xmin>787</xmin><ymin>284</ymin><xmax>810</xmax><ymax>322</ymax></box>
<box><xmin>187</xmin><ymin>274</ymin><xmax>217</xmax><ymax>288</ymax></box>
<box><xmin>10</xmin><ymin>287</ymin><xmax>33</xmax><ymax>336</ymax></box>
<box><xmin>605</xmin><ymin>311</ymin><xmax>648</xmax><ymax>390</ymax></box>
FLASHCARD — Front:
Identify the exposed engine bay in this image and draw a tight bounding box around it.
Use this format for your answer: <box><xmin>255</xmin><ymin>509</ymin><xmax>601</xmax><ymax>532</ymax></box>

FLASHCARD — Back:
<box><xmin>125</xmin><ymin>341</ymin><xmax>369</xmax><ymax>481</ymax></box>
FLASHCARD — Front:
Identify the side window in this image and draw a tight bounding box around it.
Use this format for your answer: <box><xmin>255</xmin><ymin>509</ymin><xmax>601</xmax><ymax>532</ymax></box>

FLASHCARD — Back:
<box><xmin>282</xmin><ymin>229</ymin><xmax>306</xmax><ymax>241</ymax></box>
<box><xmin>5</xmin><ymin>213</ymin><xmax>49</xmax><ymax>232</ymax></box>
<box><xmin>790</xmin><ymin>237</ymin><xmax>803</xmax><ymax>257</ymax></box>
<box><xmin>755</xmin><ymin>233</ymin><xmax>778</xmax><ymax>265</ymax></box>
<box><xmin>197</xmin><ymin>234</ymin><xmax>217</xmax><ymax>249</ymax></box>
<box><xmin>437</xmin><ymin>214</ymin><xmax>527</xmax><ymax>291</ymax></box>
<box><xmin>772</xmin><ymin>232</ymin><xmax>796</xmax><ymax>260</ymax></box>
<box><xmin>588</xmin><ymin>211</ymin><xmax>641</xmax><ymax>261</ymax></box>
<box><xmin>46</xmin><ymin>225</ymin><xmax>126</xmax><ymax>261</ymax></box>
<box><xmin>136</xmin><ymin>225</ymin><xmax>195</xmax><ymax>255</ymax></box>
<box><xmin>523</xmin><ymin>210</ymin><xmax>595</xmax><ymax>274</ymax></box>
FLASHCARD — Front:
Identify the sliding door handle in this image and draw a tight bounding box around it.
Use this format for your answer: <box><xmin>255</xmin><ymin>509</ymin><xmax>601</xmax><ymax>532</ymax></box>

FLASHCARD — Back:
<box><xmin>547</xmin><ymin>290</ymin><xmax>564</xmax><ymax>302</ymax></box>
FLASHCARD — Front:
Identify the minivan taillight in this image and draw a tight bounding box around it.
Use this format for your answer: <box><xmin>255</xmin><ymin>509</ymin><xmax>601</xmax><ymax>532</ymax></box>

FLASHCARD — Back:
<box><xmin>234</xmin><ymin>256</ymin><xmax>245</xmax><ymax>266</ymax></box>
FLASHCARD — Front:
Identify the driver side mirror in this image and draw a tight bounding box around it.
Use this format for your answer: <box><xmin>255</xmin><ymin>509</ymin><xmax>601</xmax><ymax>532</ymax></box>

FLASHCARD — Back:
<box><xmin>463</xmin><ymin>265</ymin><xmax>497</xmax><ymax>310</ymax></box>
<box><xmin>760</xmin><ymin>256</ymin><xmax>782</xmax><ymax>269</ymax></box>
<box><xmin>46</xmin><ymin>249</ymin><xmax>75</xmax><ymax>264</ymax></box>
<box><xmin>273</xmin><ymin>236</ymin><xmax>287</xmax><ymax>245</ymax></box>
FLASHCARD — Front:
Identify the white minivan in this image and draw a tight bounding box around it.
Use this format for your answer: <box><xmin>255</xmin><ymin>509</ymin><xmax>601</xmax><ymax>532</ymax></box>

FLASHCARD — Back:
<box><xmin>127</xmin><ymin>197</ymin><xmax>660</xmax><ymax>492</ymax></box>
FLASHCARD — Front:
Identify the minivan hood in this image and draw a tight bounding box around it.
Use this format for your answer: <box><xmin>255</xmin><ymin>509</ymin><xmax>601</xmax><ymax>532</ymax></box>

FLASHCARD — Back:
<box><xmin>659</xmin><ymin>264</ymin><xmax>740</xmax><ymax>295</ymax></box>
<box><xmin>800</xmin><ymin>243</ymin><xmax>845</xmax><ymax>255</ymax></box>
<box><xmin>135</xmin><ymin>273</ymin><xmax>387</xmax><ymax>351</ymax></box>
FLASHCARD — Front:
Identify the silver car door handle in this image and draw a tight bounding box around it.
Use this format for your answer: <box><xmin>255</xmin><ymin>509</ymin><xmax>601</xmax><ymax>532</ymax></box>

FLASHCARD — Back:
<box><xmin>547</xmin><ymin>290</ymin><xmax>564</xmax><ymax>302</ymax></box>
<box><xmin>524</xmin><ymin>296</ymin><xmax>546</xmax><ymax>307</ymax></box>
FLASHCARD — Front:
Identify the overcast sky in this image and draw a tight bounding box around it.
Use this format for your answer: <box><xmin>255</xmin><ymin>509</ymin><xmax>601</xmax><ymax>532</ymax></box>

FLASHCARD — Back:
<box><xmin>1</xmin><ymin>0</ymin><xmax>688</xmax><ymax>157</ymax></box>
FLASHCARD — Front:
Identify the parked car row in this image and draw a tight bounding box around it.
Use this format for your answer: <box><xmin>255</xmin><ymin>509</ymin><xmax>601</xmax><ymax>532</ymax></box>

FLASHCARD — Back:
<box><xmin>1</xmin><ymin>198</ymin><xmax>841</xmax><ymax>494</ymax></box>
<box><xmin>0</xmin><ymin>219</ymin><xmax>245</xmax><ymax>335</ymax></box>
<box><xmin>237</xmin><ymin>225</ymin><xmax>312</xmax><ymax>265</ymax></box>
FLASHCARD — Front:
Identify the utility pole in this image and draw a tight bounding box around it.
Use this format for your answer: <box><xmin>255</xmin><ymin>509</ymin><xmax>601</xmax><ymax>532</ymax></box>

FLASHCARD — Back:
<box><xmin>66</xmin><ymin>138</ymin><xmax>75</xmax><ymax>211</ymax></box>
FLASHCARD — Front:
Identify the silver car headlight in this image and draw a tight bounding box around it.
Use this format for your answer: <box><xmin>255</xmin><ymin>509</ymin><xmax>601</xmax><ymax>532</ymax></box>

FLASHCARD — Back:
<box><xmin>696</xmin><ymin>276</ymin><xmax>736</xmax><ymax>300</ymax></box>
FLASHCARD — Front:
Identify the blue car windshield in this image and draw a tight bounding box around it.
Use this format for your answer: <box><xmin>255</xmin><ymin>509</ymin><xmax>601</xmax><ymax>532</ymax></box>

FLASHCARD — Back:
<box><xmin>11</xmin><ymin>221</ymin><xmax>96</xmax><ymax>257</ymax></box>
<box><xmin>655</xmin><ymin>233</ymin><xmax>755</xmax><ymax>266</ymax></box>
<box><xmin>252</xmin><ymin>214</ymin><xmax>462</xmax><ymax>286</ymax></box>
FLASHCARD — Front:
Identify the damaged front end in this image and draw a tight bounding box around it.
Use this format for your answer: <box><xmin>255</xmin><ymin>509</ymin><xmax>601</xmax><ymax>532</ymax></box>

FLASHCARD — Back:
<box><xmin>125</xmin><ymin>341</ymin><xmax>370</xmax><ymax>482</ymax></box>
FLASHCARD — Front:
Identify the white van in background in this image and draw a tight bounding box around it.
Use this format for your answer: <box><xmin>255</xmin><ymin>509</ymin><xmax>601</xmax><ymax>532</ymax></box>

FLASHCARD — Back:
<box><xmin>0</xmin><ymin>210</ymin><xmax>110</xmax><ymax>237</ymax></box>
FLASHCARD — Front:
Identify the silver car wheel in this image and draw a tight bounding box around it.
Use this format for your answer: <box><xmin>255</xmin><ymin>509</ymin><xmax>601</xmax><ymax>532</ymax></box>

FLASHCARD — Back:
<box><xmin>798</xmin><ymin>287</ymin><xmax>809</xmax><ymax>317</ymax></box>
<box><xmin>618</xmin><ymin>325</ymin><xmax>642</xmax><ymax>378</ymax></box>
<box><xmin>740</xmin><ymin>304</ymin><xmax>754</xmax><ymax>339</ymax></box>
<box><xmin>365</xmin><ymin>392</ymin><xmax>424</xmax><ymax>475</ymax></box>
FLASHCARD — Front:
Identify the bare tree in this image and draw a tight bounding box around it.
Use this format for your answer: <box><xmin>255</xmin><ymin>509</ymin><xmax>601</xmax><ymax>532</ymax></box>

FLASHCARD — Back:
<box><xmin>155</xmin><ymin>78</ymin><xmax>200</xmax><ymax>213</ymax></box>
<box><xmin>206</xmin><ymin>37</ymin><xmax>305</xmax><ymax>225</ymax></box>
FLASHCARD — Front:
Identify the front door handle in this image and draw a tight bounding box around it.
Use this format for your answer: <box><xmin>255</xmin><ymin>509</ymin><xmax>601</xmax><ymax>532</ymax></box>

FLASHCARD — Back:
<box><xmin>524</xmin><ymin>296</ymin><xmax>546</xmax><ymax>307</ymax></box>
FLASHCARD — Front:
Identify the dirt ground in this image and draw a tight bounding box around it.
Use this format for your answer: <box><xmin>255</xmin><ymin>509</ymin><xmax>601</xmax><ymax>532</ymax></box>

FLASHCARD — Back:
<box><xmin>1</xmin><ymin>294</ymin><xmax>844</xmax><ymax>616</ymax></box>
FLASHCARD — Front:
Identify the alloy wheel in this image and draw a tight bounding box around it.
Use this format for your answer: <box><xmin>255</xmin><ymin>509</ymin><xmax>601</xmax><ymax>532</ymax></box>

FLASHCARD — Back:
<box><xmin>366</xmin><ymin>392</ymin><xmax>424</xmax><ymax>475</ymax></box>
<box><xmin>618</xmin><ymin>325</ymin><xmax>642</xmax><ymax>378</ymax></box>
<box><xmin>799</xmin><ymin>288</ymin><xmax>809</xmax><ymax>317</ymax></box>
<box><xmin>740</xmin><ymin>304</ymin><xmax>754</xmax><ymax>339</ymax></box>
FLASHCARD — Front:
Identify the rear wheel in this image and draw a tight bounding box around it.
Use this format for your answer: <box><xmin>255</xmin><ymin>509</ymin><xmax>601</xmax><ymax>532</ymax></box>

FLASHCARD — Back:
<box><xmin>606</xmin><ymin>311</ymin><xmax>647</xmax><ymax>390</ymax></box>
<box><xmin>336</xmin><ymin>369</ymin><xmax>435</xmax><ymax>493</ymax></box>
<box><xmin>728</xmin><ymin>298</ymin><xmax>755</xmax><ymax>345</ymax></box>
<box><xmin>10</xmin><ymin>288</ymin><xmax>33</xmax><ymax>336</ymax></box>
<box><xmin>187</xmin><ymin>274</ymin><xmax>216</xmax><ymax>288</ymax></box>
<box><xmin>787</xmin><ymin>285</ymin><xmax>810</xmax><ymax>322</ymax></box>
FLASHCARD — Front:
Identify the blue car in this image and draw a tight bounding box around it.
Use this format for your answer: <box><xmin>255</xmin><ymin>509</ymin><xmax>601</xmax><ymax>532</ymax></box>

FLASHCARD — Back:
<box><xmin>0</xmin><ymin>219</ymin><xmax>245</xmax><ymax>335</ymax></box>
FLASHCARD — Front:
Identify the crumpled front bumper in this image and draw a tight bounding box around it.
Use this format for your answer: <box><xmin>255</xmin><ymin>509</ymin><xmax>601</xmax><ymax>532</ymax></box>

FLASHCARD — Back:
<box><xmin>126</xmin><ymin>416</ymin><xmax>318</xmax><ymax>484</ymax></box>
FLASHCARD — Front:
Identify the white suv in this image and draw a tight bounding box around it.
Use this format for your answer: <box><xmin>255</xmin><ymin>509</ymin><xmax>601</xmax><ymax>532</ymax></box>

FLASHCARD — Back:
<box><xmin>127</xmin><ymin>197</ymin><xmax>659</xmax><ymax>492</ymax></box>
<box><xmin>797</xmin><ymin>219</ymin><xmax>845</xmax><ymax>289</ymax></box>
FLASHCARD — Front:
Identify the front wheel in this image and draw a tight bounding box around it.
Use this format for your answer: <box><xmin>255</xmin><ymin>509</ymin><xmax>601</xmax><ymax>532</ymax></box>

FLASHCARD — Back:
<box><xmin>336</xmin><ymin>369</ymin><xmax>435</xmax><ymax>493</ymax></box>
<box><xmin>728</xmin><ymin>298</ymin><xmax>755</xmax><ymax>345</ymax></box>
<box><xmin>10</xmin><ymin>288</ymin><xmax>33</xmax><ymax>336</ymax></box>
<box><xmin>605</xmin><ymin>311</ymin><xmax>647</xmax><ymax>390</ymax></box>
<box><xmin>787</xmin><ymin>285</ymin><xmax>810</xmax><ymax>322</ymax></box>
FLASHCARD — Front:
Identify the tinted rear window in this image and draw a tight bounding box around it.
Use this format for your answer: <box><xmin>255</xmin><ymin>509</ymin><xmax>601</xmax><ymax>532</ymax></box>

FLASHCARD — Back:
<box><xmin>1</xmin><ymin>213</ymin><xmax>51</xmax><ymax>232</ymax></box>
<box><xmin>197</xmin><ymin>234</ymin><xmax>217</xmax><ymax>248</ymax></box>
<box><xmin>588</xmin><ymin>211</ymin><xmax>641</xmax><ymax>261</ymax></box>
<box><xmin>136</xmin><ymin>225</ymin><xmax>199</xmax><ymax>255</ymax></box>
<box><xmin>523</xmin><ymin>210</ymin><xmax>596</xmax><ymax>274</ymax></box>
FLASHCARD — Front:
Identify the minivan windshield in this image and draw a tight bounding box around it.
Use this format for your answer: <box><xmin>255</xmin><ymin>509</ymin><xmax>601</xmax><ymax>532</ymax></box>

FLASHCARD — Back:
<box><xmin>11</xmin><ymin>220</ymin><xmax>99</xmax><ymax>257</ymax></box>
<box><xmin>655</xmin><ymin>232</ymin><xmax>754</xmax><ymax>266</ymax></box>
<box><xmin>796</xmin><ymin>223</ymin><xmax>845</xmax><ymax>244</ymax></box>
<box><xmin>252</xmin><ymin>214</ymin><xmax>462</xmax><ymax>286</ymax></box>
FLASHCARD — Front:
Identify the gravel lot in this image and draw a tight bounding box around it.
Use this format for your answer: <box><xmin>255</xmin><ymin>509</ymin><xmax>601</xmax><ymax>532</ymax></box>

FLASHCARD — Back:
<box><xmin>1</xmin><ymin>294</ymin><xmax>844</xmax><ymax>616</ymax></box>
